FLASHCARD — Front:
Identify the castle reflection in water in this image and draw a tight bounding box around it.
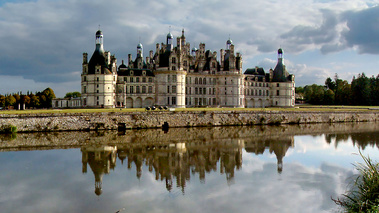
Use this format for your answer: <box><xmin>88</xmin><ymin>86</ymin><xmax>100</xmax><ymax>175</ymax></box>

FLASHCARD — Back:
<box><xmin>81</xmin><ymin>129</ymin><xmax>293</xmax><ymax>196</ymax></box>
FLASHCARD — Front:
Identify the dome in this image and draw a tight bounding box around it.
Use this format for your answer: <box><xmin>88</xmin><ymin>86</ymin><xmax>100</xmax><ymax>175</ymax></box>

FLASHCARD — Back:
<box><xmin>137</xmin><ymin>43</ymin><xmax>143</xmax><ymax>49</ymax></box>
<box><xmin>227</xmin><ymin>39</ymin><xmax>233</xmax><ymax>45</ymax></box>
<box><xmin>167</xmin><ymin>32</ymin><xmax>173</xmax><ymax>39</ymax></box>
<box><xmin>278</xmin><ymin>48</ymin><xmax>283</xmax><ymax>54</ymax></box>
<box><xmin>192</xmin><ymin>47</ymin><xmax>197</xmax><ymax>52</ymax></box>
<box><xmin>96</xmin><ymin>30</ymin><xmax>102</xmax><ymax>36</ymax></box>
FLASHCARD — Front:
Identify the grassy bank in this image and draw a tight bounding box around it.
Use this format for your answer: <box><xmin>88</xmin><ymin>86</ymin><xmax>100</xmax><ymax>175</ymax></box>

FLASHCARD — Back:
<box><xmin>0</xmin><ymin>105</ymin><xmax>378</xmax><ymax>115</ymax></box>
<box><xmin>333</xmin><ymin>151</ymin><xmax>379</xmax><ymax>212</ymax></box>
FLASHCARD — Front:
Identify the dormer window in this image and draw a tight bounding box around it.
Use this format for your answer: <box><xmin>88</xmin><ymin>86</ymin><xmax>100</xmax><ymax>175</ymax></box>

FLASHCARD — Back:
<box><xmin>142</xmin><ymin>71</ymin><xmax>146</xmax><ymax>76</ymax></box>
<box><xmin>130</xmin><ymin>71</ymin><xmax>134</xmax><ymax>76</ymax></box>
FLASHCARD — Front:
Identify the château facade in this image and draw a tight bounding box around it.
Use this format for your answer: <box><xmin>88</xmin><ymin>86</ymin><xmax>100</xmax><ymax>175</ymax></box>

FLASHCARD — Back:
<box><xmin>77</xmin><ymin>29</ymin><xmax>295</xmax><ymax>109</ymax></box>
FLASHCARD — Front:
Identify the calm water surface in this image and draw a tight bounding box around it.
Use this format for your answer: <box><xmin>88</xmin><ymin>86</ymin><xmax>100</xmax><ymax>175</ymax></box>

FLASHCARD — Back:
<box><xmin>0</xmin><ymin>123</ymin><xmax>378</xmax><ymax>213</ymax></box>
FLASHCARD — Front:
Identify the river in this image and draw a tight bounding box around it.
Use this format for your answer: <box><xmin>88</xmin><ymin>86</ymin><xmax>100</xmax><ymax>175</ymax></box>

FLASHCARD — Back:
<box><xmin>0</xmin><ymin>123</ymin><xmax>378</xmax><ymax>213</ymax></box>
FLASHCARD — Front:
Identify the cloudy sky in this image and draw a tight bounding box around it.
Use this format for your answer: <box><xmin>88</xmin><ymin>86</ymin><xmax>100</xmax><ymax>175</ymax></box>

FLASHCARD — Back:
<box><xmin>0</xmin><ymin>0</ymin><xmax>379</xmax><ymax>97</ymax></box>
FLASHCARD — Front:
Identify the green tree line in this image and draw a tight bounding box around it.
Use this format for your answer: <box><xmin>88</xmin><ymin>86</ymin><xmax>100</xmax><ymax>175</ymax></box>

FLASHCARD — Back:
<box><xmin>0</xmin><ymin>88</ymin><xmax>56</xmax><ymax>109</ymax></box>
<box><xmin>296</xmin><ymin>73</ymin><xmax>379</xmax><ymax>105</ymax></box>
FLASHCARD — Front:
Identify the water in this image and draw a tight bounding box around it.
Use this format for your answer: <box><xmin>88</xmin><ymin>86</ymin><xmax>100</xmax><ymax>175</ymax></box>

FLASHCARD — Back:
<box><xmin>0</xmin><ymin>123</ymin><xmax>378</xmax><ymax>213</ymax></box>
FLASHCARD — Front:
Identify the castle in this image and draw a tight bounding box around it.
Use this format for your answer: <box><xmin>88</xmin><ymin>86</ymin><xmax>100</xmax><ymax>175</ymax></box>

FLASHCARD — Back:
<box><xmin>54</xmin><ymin>29</ymin><xmax>295</xmax><ymax>108</ymax></box>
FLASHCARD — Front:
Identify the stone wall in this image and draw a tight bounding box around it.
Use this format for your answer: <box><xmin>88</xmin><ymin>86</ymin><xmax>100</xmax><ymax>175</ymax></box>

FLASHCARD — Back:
<box><xmin>0</xmin><ymin>110</ymin><xmax>378</xmax><ymax>132</ymax></box>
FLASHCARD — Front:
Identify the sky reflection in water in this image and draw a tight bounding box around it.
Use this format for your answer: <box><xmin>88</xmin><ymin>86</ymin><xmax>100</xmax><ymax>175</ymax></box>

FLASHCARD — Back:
<box><xmin>0</xmin><ymin>124</ymin><xmax>378</xmax><ymax>213</ymax></box>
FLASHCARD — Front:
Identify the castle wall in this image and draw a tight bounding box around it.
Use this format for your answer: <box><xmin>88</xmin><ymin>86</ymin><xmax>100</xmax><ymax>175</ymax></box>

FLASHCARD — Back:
<box><xmin>0</xmin><ymin>110</ymin><xmax>377</xmax><ymax>132</ymax></box>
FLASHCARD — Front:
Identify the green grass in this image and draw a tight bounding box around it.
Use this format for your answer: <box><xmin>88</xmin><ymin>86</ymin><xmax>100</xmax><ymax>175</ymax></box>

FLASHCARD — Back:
<box><xmin>333</xmin><ymin>151</ymin><xmax>379</xmax><ymax>212</ymax></box>
<box><xmin>0</xmin><ymin>105</ymin><xmax>378</xmax><ymax>115</ymax></box>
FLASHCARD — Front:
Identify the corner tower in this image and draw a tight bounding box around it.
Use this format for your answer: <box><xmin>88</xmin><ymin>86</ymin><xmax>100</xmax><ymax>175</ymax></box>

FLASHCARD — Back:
<box><xmin>81</xmin><ymin>30</ymin><xmax>117</xmax><ymax>108</ymax></box>
<box><xmin>270</xmin><ymin>48</ymin><xmax>295</xmax><ymax>107</ymax></box>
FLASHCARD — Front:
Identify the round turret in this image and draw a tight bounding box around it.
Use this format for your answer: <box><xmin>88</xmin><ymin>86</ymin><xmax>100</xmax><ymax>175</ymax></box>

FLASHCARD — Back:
<box><xmin>137</xmin><ymin>43</ymin><xmax>143</xmax><ymax>49</ymax></box>
<box><xmin>278</xmin><ymin>48</ymin><xmax>283</xmax><ymax>54</ymax></box>
<box><xmin>227</xmin><ymin>39</ymin><xmax>233</xmax><ymax>45</ymax></box>
<box><xmin>167</xmin><ymin>32</ymin><xmax>173</xmax><ymax>39</ymax></box>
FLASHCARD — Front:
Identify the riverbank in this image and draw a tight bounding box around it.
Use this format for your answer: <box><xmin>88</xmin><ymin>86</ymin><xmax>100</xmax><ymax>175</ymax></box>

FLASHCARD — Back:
<box><xmin>0</xmin><ymin>109</ymin><xmax>378</xmax><ymax>132</ymax></box>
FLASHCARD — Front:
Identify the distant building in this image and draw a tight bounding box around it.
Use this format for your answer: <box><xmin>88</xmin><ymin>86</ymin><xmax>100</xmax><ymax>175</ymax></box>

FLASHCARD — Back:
<box><xmin>77</xmin><ymin>29</ymin><xmax>294</xmax><ymax>109</ymax></box>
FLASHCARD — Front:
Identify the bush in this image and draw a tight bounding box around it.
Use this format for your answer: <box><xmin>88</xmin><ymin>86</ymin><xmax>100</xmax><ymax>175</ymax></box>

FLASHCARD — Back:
<box><xmin>0</xmin><ymin>124</ymin><xmax>17</xmax><ymax>134</ymax></box>
<box><xmin>333</xmin><ymin>151</ymin><xmax>379</xmax><ymax>212</ymax></box>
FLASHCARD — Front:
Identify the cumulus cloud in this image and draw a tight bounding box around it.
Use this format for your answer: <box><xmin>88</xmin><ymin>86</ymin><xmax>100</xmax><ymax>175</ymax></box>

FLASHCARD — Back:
<box><xmin>0</xmin><ymin>0</ymin><xmax>378</xmax><ymax>95</ymax></box>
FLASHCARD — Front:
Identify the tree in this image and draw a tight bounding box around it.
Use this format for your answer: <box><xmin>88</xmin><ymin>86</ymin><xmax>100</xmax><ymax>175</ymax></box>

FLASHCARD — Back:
<box><xmin>5</xmin><ymin>95</ymin><xmax>16</xmax><ymax>107</ymax></box>
<box><xmin>324</xmin><ymin>89</ymin><xmax>335</xmax><ymax>105</ymax></box>
<box><xmin>304</xmin><ymin>84</ymin><xmax>325</xmax><ymax>104</ymax></box>
<box><xmin>30</xmin><ymin>95</ymin><xmax>40</xmax><ymax>108</ymax></box>
<box><xmin>65</xmin><ymin>91</ymin><xmax>81</xmax><ymax>98</ymax></box>
<box><xmin>351</xmin><ymin>73</ymin><xmax>371</xmax><ymax>105</ymax></box>
<box><xmin>325</xmin><ymin>77</ymin><xmax>336</xmax><ymax>91</ymax></box>
<box><xmin>0</xmin><ymin>95</ymin><xmax>5</xmax><ymax>107</ymax></box>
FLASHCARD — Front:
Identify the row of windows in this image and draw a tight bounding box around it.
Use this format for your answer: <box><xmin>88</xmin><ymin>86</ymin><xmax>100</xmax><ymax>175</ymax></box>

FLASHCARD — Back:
<box><xmin>245</xmin><ymin>82</ymin><xmax>269</xmax><ymax>87</ymax></box>
<box><xmin>245</xmin><ymin>89</ymin><xmax>270</xmax><ymax>96</ymax></box>
<box><xmin>126</xmin><ymin>86</ymin><xmax>153</xmax><ymax>94</ymax></box>
<box><xmin>186</xmin><ymin>77</ymin><xmax>217</xmax><ymax>85</ymax></box>
<box><xmin>185</xmin><ymin>87</ymin><xmax>216</xmax><ymax>95</ymax></box>
<box><xmin>185</xmin><ymin>97</ymin><xmax>217</xmax><ymax>106</ymax></box>
<box><xmin>82</xmin><ymin>76</ymin><xmax>116</xmax><ymax>82</ymax></box>
<box><xmin>123</xmin><ymin>77</ymin><xmax>153</xmax><ymax>83</ymax></box>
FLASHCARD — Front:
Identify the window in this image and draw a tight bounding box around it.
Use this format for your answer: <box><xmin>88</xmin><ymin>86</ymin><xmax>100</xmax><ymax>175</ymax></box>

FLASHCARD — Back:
<box><xmin>167</xmin><ymin>86</ymin><xmax>170</xmax><ymax>93</ymax></box>
<box><xmin>199</xmin><ymin>88</ymin><xmax>202</xmax><ymax>95</ymax></box>
<box><xmin>136</xmin><ymin>86</ymin><xmax>140</xmax><ymax>93</ymax></box>
<box><xmin>83</xmin><ymin>86</ymin><xmax>86</xmax><ymax>94</ymax></box>
<box><xmin>259</xmin><ymin>90</ymin><xmax>262</xmax><ymax>96</ymax></box>
<box><xmin>142</xmin><ymin>77</ymin><xmax>146</xmax><ymax>82</ymax></box>
<box><xmin>97</xmin><ymin>90</ymin><xmax>99</xmax><ymax>93</ymax></box>
<box><xmin>148</xmin><ymin>86</ymin><xmax>153</xmax><ymax>93</ymax></box>
<box><xmin>173</xmin><ymin>75</ymin><xmax>177</xmax><ymax>83</ymax></box>
<box><xmin>97</xmin><ymin>77</ymin><xmax>99</xmax><ymax>82</ymax></box>
<box><xmin>83</xmin><ymin>76</ymin><xmax>86</xmax><ymax>81</ymax></box>
<box><xmin>277</xmin><ymin>90</ymin><xmax>279</xmax><ymax>96</ymax></box>
<box><xmin>172</xmin><ymin>66</ymin><xmax>176</xmax><ymax>70</ymax></box>
<box><xmin>142</xmin><ymin>86</ymin><xmax>146</xmax><ymax>93</ymax></box>
<box><xmin>168</xmin><ymin>75</ymin><xmax>170</xmax><ymax>82</ymax></box>
<box><xmin>213</xmin><ymin>88</ymin><xmax>215</xmax><ymax>95</ymax></box>
<box><xmin>195</xmin><ymin>78</ymin><xmax>198</xmax><ymax>84</ymax></box>
<box><xmin>203</xmin><ymin>88</ymin><xmax>206</xmax><ymax>94</ymax></box>
<box><xmin>209</xmin><ymin>88</ymin><xmax>212</xmax><ymax>95</ymax></box>
<box><xmin>172</xmin><ymin>57</ymin><xmax>176</xmax><ymax>64</ymax></box>
<box><xmin>172</xmin><ymin>97</ymin><xmax>176</xmax><ymax>105</ymax></box>
<box><xmin>130</xmin><ymin>77</ymin><xmax>134</xmax><ymax>82</ymax></box>
<box><xmin>167</xmin><ymin>97</ymin><xmax>170</xmax><ymax>105</ymax></box>
<box><xmin>124</xmin><ymin>77</ymin><xmax>127</xmax><ymax>82</ymax></box>
<box><xmin>277</xmin><ymin>83</ymin><xmax>280</xmax><ymax>87</ymax></box>
<box><xmin>97</xmin><ymin>84</ymin><xmax>99</xmax><ymax>88</ymax></box>
<box><xmin>195</xmin><ymin>88</ymin><xmax>198</xmax><ymax>95</ymax></box>
<box><xmin>148</xmin><ymin>77</ymin><xmax>153</xmax><ymax>83</ymax></box>
<box><xmin>203</xmin><ymin>78</ymin><xmax>206</xmax><ymax>84</ymax></box>
<box><xmin>130</xmin><ymin>86</ymin><xmax>134</xmax><ymax>93</ymax></box>
<box><xmin>184</xmin><ymin>61</ymin><xmax>187</xmax><ymax>66</ymax></box>
<box><xmin>172</xmin><ymin>86</ymin><xmax>177</xmax><ymax>93</ymax></box>
<box><xmin>136</xmin><ymin>77</ymin><xmax>140</xmax><ymax>83</ymax></box>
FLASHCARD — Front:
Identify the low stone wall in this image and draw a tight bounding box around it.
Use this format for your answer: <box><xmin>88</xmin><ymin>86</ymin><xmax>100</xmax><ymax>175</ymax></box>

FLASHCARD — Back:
<box><xmin>0</xmin><ymin>110</ymin><xmax>378</xmax><ymax>132</ymax></box>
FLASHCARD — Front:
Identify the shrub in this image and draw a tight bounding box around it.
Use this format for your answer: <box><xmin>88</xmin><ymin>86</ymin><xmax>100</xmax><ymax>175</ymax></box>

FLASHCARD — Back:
<box><xmin>333</xmin><ymin>150</ymin><xmax>379</xmax><ymax>212</ymax></box>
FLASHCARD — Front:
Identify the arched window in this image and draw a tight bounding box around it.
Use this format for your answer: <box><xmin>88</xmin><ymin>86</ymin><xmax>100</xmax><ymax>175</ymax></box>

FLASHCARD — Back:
<box><xmin>199</xmin><ymin>78</ymin><xmax>202</xmax><ymax>84</ymax></box>
<box><xmin>203</xmin><ymin>78</ymin><xmax>206</xmax><ymax>85</ymax></box>
<box><xmin>195</xmin><ymin>78</ymin><xmax>198</xmax><ymax>84</ymax></box>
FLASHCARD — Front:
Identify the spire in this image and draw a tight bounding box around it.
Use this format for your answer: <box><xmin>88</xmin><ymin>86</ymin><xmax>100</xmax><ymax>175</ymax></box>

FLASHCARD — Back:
<box><xmin>95</xmin><ymin>28</ymin><xmax>104</xmax><ymax>54</ymax></box>
<box><xmin>226</xmin><ymin>35</ymin><xmax>233</xmax><ymax>50</ymax></box>
<box><xmin>137</xmin><ymin>38</ymin><xmax>143</xmax><ymax>58</ymax></box>
<box><xmin>166</xmin><ymin>26</ymin><xmax>173</xmax><ymax>51</ymax></box>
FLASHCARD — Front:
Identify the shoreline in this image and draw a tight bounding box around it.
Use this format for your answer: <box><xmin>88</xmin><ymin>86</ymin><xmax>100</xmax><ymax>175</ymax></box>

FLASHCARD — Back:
<box><xmin>0</xmin><ymin>109</ymin><xmax>378</xmax><ymax>133</ymax></box>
